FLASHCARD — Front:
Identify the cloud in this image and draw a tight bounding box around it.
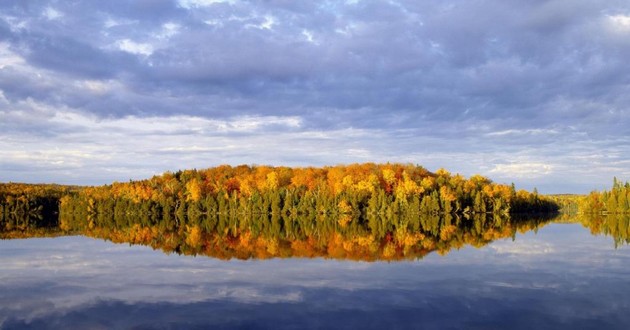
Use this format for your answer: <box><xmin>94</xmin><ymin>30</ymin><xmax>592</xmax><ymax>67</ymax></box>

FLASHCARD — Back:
<box><xmin>608</xmin><ymin>14</ymin><xmax>630</xmax><ymax>30</ymax></box>
<box><xmin>42</xmin><ymin>7</ymin><xmax>63</xmax><ymax>21</ymax></box>
<box><xmin>485</xmin><ymin>129</ymin><xmax>559</xmax><ymax>138</ymax></box>
<box><xmin>489</xmin><ymin>162</ymin><xmax>553</xmax><ymax>179</ymax></box>
<box><xmin>491</xmin><ymin>241</ymin><xmax>555</xmax><ymax>255</ymax></box>
<box><xmin>1</xmin><ymin>0</ymin><xmax>630</xmax><ymax>192</ymax></box>
<box><xmin>177</xmin><ymin>0</ymin><xmax>235</xmax><ymax>9</ymax></box>
<box><xmin>116</xmin><ymin>39</ymin><xmax>154</xmax><ymax>56</ymax></box>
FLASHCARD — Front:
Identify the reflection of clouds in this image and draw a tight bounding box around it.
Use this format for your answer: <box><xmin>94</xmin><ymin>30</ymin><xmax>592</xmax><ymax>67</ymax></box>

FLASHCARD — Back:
<box><xmin>0</xmin><ymin>237</ymin><xmax>345</xmax><ymax>325</ymax></box>
<box><xmin>490</xmin><ymin>241</ymin><xmax>555</xmax><ymax>255</ymax></box>
<box><xmin>1</xmin><ymin>261</ymin><xmax>306</xmax><ymax>327</ymax></box>
<box><xmin>215</xmin><ymin>287</ymin><xmax>303</xmax><ymax>303</ymax></box>
<box><xmin>3</xmin><ymin>222</ymin><xmax>630</xmax><ymax>328</ymax></box>
<box><xmin>0</xmin><ymin>297</ymin><xmax>56</xmax><ymax>326</ymax></box>
<box><xmin>3</xmin><ymin>255</ymin><xmax>111</xmax><ymax>271</ymax></box>
<box><xmin>485</xmin><ymin>281</ymin><xmax>560</xmax><ymax>290</ymax></box>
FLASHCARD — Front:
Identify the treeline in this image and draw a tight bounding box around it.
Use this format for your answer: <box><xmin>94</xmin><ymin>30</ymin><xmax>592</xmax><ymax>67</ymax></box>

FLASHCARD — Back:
<box><xmin>547</xmin><ymin>194</ymin><xmax>581</xmax><ymax>214</ymax></box>
<box><xmin>578</xmin><ymin>178</ymin><xmax>630</xmax><ymax>214</ymax></box>
<box><xmin>59</xmin><ymin>163</ymin><xmax>558</xmax><ymax>219</ymax></box>
<box><xmin>0</xmin><ymin>183</ymin><xmax>77</xmax><ymax>222</ymax></box>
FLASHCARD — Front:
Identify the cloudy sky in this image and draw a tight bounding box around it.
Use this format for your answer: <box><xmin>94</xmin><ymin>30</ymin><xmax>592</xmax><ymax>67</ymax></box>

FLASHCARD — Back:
<box><xmin>1</xmin><ymin>0</ymin><xmax>629</xmax><ymax>193</ymax></box>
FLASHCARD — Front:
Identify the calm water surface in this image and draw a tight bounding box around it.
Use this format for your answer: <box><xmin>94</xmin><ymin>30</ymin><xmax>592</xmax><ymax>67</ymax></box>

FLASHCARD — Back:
<box><xmin>1</xmin><ymin>219</ymin><xmax>630</xmax><ymax>329</ymax></box>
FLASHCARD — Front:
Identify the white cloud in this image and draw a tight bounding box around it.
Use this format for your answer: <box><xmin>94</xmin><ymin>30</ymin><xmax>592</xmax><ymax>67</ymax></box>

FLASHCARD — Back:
<box><xmin>0</xmin><ymin>42</ymin><xmax>25</xmax><ymax>69</ymax></box>
<box><xmin>608</xmin><ymin>14</ymin><xmax>630</xmax><ymax>30</ymax></box>
<box><xmin>43</xmin><ymin>7</ymin><xmax>63</xmax><ymax>21</ymax></box>
<box><xmin>246</xmin><ymin>16</ymin><xmax>276</xmax><ymax>30</ymax></box>
<box><xmin>302</xmin><ymin>30</ymin><xmax>317</xmax><ymax>44</ymax></box>
<box><xmin>491</xmin><ymin>241</ymin><xmax>555</xmax><ymax>255</ymax></box>
<box><xmin>116</xmin><ymin>39</ymin><xmax>154</xmax><ymax>56</ymax></box>
<box><xmin>485</xmin><ymin>128</ymin><xmax>558</xmax><ymax>137</ymax></box>
<box><xmin>346</xmin><ymin>148</ymin><xmax>371</xmax><ymax>158</ymax></box>
<box><xmin>0</xmin><ymin>103</ymin><xmax>314</xmax><ymax>183</ymax></box>
<box><xmin>76</xmin><ymin>80</ymin><xmax>117</xmax><ymax>95</ymax></box>
<box><xmin>104</xmin><ymin>17</ymin><xmax>137</xmax><ymax>29</ymax></box>
<box><xmin>489</xmin><ymin>162</ymin><xmax>553</xmax><ymax>178</ymax></box>
<box><xmin>177</xmin><ymin>0</ymin><xmax>235</xmax><ymax>9</ymax></box>
<box><xmin>335</xmin><ymin>23</ymin><xmax>359</xmax><ymax>36</ymax></box>
<box><xmin>51</xmin><ymin>114</ymin><xmax>303</xmax><ymax>135</ymax></box>
<box><xmin>156</xmin><ymin>22</ymin><xmax>181</xmax><ymax>40</ymax></box>
<box><xmin>204</xmin><ymin>19</ymin><xmax>223</xmax><ymax>27</ymax></box>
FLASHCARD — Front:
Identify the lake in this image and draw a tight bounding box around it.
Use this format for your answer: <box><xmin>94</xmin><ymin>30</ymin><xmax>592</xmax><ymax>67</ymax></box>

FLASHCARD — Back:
<box><xmin>1</xmin><ymin>214</ymin><xmax>629</xmax><ymax>329</ymax></box>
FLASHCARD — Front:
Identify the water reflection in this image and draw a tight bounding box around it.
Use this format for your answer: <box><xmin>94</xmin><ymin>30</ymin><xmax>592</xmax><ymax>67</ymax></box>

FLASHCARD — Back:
<box><xmin>577</xmin><ymin>213</ymin><xmax>630</xmax><ymax>247</ymax></box>
<box><xmin>3</xmin><ymin>211</ymin><xmax>629</xmax><ymax>256</ymax></box>
<box><xmin>0</xmin><ymin>212</ymin><xmax>63</xmax><ymax>240</ymax></box>
<box><xmin>0</xmin><ymin>211</ymin><xmax>565</xmax><ymax>261</ymax></box>
<box><xmin>1</xmin><ymin>215</ymin><xmax>630</xmax><ymax>329</ymax></box>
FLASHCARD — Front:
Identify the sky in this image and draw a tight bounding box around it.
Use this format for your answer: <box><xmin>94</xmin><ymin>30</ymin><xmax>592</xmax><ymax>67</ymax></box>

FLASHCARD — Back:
<box><xmin>1</xmin><ymin>0</ymin><xmax>629</xmax><ymax>193</ymax></box>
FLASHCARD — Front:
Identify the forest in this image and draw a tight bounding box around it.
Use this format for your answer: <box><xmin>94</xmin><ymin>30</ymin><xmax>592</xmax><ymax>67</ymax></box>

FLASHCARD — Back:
<box><xmin>577</xmin><ymin>178</ymin><xmax>630</xmax><ymax>214</ymax></box>
<box><xmin>5</xmin><ymin>164</ymin><xmax>630</xmax><ymax>259</ymax></box>
<box><xmin>57</xmin><ymin>163</ymin><xmax>558</xmax><ymax>220</ymax></box>
<box><xmin>2</xmin><ymin>164</ymin><xmax>558</xmax><ymax>224</ymax></box>
<box><xmin>0</xmin><ymin>183</ymin><xmax>78</xmax><ymax>220</ymax></box>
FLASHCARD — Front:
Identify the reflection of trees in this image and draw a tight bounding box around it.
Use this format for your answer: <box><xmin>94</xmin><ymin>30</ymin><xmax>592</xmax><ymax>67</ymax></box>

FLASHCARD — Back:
<box><xmin>0</xmin><ymin>212</ymin><xmax>64</xmax><ymax>239</ymax></box>
<box><xmin>572</xmin><ymin>179</ymin><xmax>630</xmax><ymax>247</ymax></box>
<box><xmin>52</xmin><ymin>212</ymin><xmax>556</xmax><ymax>261</ymax></box>
<box><xmin>578</xmin><ymin>213</ymin><xmax>630</xmax><ymax>247</ymax></box>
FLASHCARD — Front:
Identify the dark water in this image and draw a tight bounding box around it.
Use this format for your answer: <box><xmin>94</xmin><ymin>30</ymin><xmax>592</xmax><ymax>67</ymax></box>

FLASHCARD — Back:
<box><xmin>1</xmin><ymin>216</ymin><xmax>630</xmax><ymax>329</ymax></box>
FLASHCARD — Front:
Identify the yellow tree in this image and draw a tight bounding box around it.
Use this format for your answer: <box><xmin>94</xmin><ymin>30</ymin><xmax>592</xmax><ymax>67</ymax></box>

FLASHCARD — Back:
<box><xmin>185</xmin><ymin>178</ymin><xmax>202</xmax><ymax>202</ymax></box>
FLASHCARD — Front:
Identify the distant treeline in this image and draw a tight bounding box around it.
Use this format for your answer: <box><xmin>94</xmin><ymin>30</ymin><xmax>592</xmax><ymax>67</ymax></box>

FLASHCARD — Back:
<box><xmin>57</xmin><ymin>163</ymin><xmax>558</xmax><ymax>219</ymax></box>
<box><xmin>579</xmin><ymin>178</ymin><xmax>630</xmax><ymax>214</ymax></box>
<box><xmin>0</xmin><ymin>183</ymin><xmax>78</xmax><ymax>221</ymax></box>
<box><xmin>546</xmin><ymin>194</ymin><xmax>582</xmax><ymax>214</ymax></box>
